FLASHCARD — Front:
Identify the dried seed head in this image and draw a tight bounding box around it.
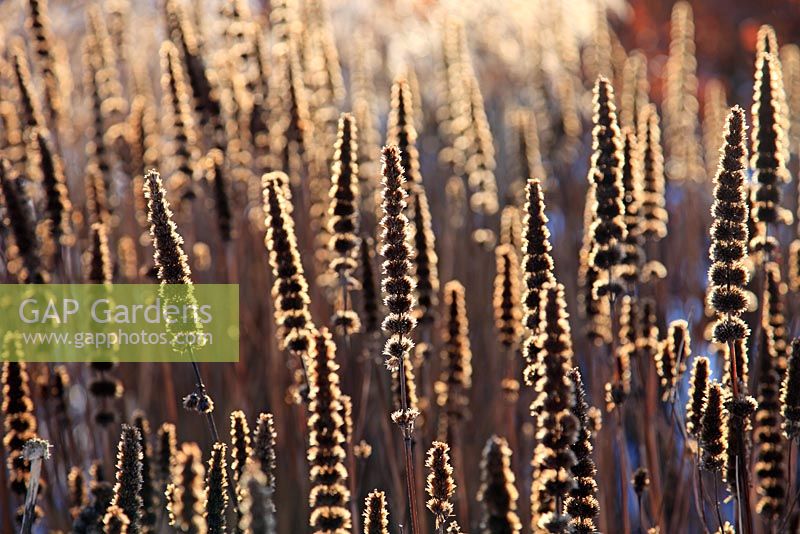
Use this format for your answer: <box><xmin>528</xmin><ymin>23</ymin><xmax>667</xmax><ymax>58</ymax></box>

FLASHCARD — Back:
<box><xmin>754</xmin><ymin>325</ymin><xmax>786</xmax><ymax>517</ymax></box>
<box><xmin>700</xmin><ymin>381</ymin><xmax>726</xmax><ymax>472</ymax></box>
<box><xmin>0</xmin><ymin>159</ymin><xmax>46</xmax><ymax>283</ymax></box>
<box><xmin>686</xmin><ymin>356</ymin><xmax>710</xmax><ymax>438</ymax></box>
<box><xmin>638</xmin><ymin>104</ymin><xmax>668</xmax><ymax>241</ymax></box>
<box><xmin>707</xmin><ymin>106</ymin><xmax>751</xmax><ymax>392</ymax></box>
<box><xmin>477</xmin><ymin>435</ymin><xmax>521</xmax><ymax>534</ymax></box>
<box><xmin>363</xmin><ymin>490</ymin><xmax>389</xmax><ymax>534</ymax></box>
<box><xmin>2</xmin><ymin>334</ymin><xmax>38</xmax><ymax>496</ymax></box>
<box><xmin>566</xmin><ymin>368</ymin><xmax>600</xmax><ymax>533</ymax></box>
<box><xmin>251</xmin><ymin>413</ymin><xmax>277</xmax><ymax>490</ymax></box>
<box><xmin>205</xmin><ymin>442</ymin><xmax>229</xmax><ymax>534</ymax></box>
<box><xmin>379</xmin><ymin>145</ymin><xmax>416</xmax><ymax>371</ymax></box>
<box><xmin>307</xmin><ymin>329</ymin><xmax>351</xmax><ymax>532</ymax></box>
<box><xmin>144</xmin><ymin>170</ymin><xmax>192</xmax><ymax>285</ymax></box>
<box><xmin>110</xmin><ymin>425</ymin><xmax>144</xmax><ymax>534</ymax></box>
<box><xmin>494</xmin><ymin>244</ymin><xmax>522</xmax><ymax>349</ymax></box>
<box><xmin>782</xmin><ymin>339</ymin><xmax>800</xmax><ymax>440</ymax></box>
<box><xmin>425</xmin><ymin>441</ymin><xmax>456</xmax><ymax>529</ymax></box>
<box><xmin>411</xmin><ymin>184</ymin><xmax>440</xmax><ymax>326</ymax></box>
<box><xmin>262</xmin><ymin>171</ymin><xmax>315</xmax><ymax>356</ymax></box>
<box><xmin>587</xmin><ymin>76</ymin><xmax>626</xmax><ymax>299</ymax></box>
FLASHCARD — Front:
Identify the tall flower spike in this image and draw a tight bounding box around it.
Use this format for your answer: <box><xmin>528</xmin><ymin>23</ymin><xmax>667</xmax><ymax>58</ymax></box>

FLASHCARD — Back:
<box><xmin>155</xmin><ymin>423</ymin><xmax>176</xmax><ymax>501</ymax></box>
<box><xmin>703</xmin><ymin>80</ymin><xmax>728</xmax><ymax>180</ymax></box>
<box><xmin>754</xmin><ymin>325</ymin><xmax>786</xmax><ymax>517</ymax></box>
<box><xmin>251</xmin><ymin>413</ymin><xmax>277</xmax><ymax>489</ymax></box>
<box><xmin>110</xmin><ymin>425</ymin><xmax>144</xmax><ymax>534</ymax></box>
<box><xmin>262</xmin><ymin>171</ymin><xmax>315</xmax><ymax>356</ymax></box>
<box><xmin>521</xmin><ymin>177</ymin><xmax>555</xmax><ymax>363</ymax></box>
<box><xmin>750</xmin><ymin>49</ymin><xmax>789</xmax><ymax>243</ymax></box>
<box><xmin>2</xmin><ymin>334</ymin><xmax>38</xmax><ymax>496</ymax></box>
<box><xmin>619</xmin><ymin>128</ymin><xmax>643</xmax><ymax>287</ymax></box>
<box><xmin>363</xmin><ymin>490</ymin><xmax>389</xmax><ymax>534</ymax></box>
<box><xmin>425</xmin><ymin>441</ymin><xmax>456</xmax><ymax>530</ymax></box>
<box><xmin>579</xmin><ymin>188</ymin><xmax>611</xmax><ymax>346</ymax></box>
<box><xmin>530</xmin><ymin>283</ymin><xmax>578</xmax><ymax>531</ymax></box>
<box><xmin>494</xmin><ymin>244</ymin><xmax>522</xmax><ymax>350</ymax></box>
<box><xmin>607</xmin><ymin>295</ymin><xmax>635</xmax><ymax>411</ymax></box>
<box><xmin>437</xmin><ymin>280</ymin><xmax>473</xmax><ymax>438</ymax></box>
<box><xmin>238</xmin><ymin>463</ymin><xmax>277</xmax><ymax>534</ymax></box>
<box><xmin>86</xmin><ymin>222</ymin><xmax>112</xmax><ymax>284</ymax></box>
<box><xmin>707</xmin><ymin>106</ymin><xmax>751</xmax><ymax>394</ymax></box>
<box><xmin>387</xmin><ymin>77</ymin><xmax>422</xmax><ymax>187</ymax></box>
<box><xmin>0</xmin><ymin>158</ymin><xmax>46</xmax><ymax>283</ymax></box>
<box><xmin>685</xmin><ymin>356</ymin><xmax>710</xmax><ymax>438</ymax></box>
<box><xmin>33</xmin><ymin>130</ymin><xmax>73</xmax><ymax>250</ymax></box>
<box><xmin>764</xmin><ymin>262</ymin><xmax>789</xmax><ymax>373</ymax></box>
<box><xmin>328</xmin><ymin>113</ymin><xmax>362</xmax><ymax>335</ymax></box>
<box><xmin>205</xmin><ymin>443</ymin><xmax>229</xmax><ymax>534</ymax></box>
<box><xmin>132</xmin><ymin>413</ymin><xmax>157</xmax><ymax>530</ymax></box>
<box><xmin>638</xmin><ymin>104</ymin><xmax>668</xmax><ymax>242</ymax></box>
<box><xmin>10</xmin><ymin>44</ymin><xmax>46</xmax><ymax>134</ymax></box>
<box><xmin>587</xmin><ymin>76</ymin><xmax>626</xmax><ymax>301</ymax></box>
<box><xmin>656</xmin><ymin>320</ymin><xmax>690</xmax><ymax>401</ymax></box>
<box><xmin>411</xmin><ymin>183</ymin><xmax>440</xmax><ymax>327</ymax></box>
<box><xmin>358</xmin><ymin>237</ymin><xmax>381</xmax><ymax>336</ymax></box>
<box><xmin>477</xmin><ymin>435</ymin><xmax>521</xmax><ymax>534</ymax></box>
<box><xmin>307</xmin><ymin>330</ymin><xmax>352</xmax><ymax>533</ymax></box>
<box><xmin>566</xmin><ymin>368</ymin><xmax>600</xmax><ymax>534</ymax></box>
<box><xmin>166</xmin><ymin>442</ymin><xmax>205</xmax><ymax>533</ymax></box>
<box><xmin>781</xmin><ymin>338</ymin><xmax>800</xmax><ymax>440</ymax></box>
<box><xmin>700</xmin><ymin>381</ymin><xmax>726</xmax><ymax>472</ymax></box>
<box><xmin>508</xmin><ymin>108</ymin><xmax>545</xmax><ymax>199</ymax></box>
<box><xmin>204</xmin><ymin>149</ymin><xmax>232</xmax><ymax>242</ymax></box>
<box><xmin>230</xmin><ymin>410</ymin><xmax>252</xmax><ymax>486</ymax></box>
<box><xmin>378</xmin><ymin>145</ymin><xmax>416</xmax><ymax>372</ymax></box>
<box><xmin>25</xmin><ymin>0</ymin><xmax>65</xmax><ymax>129</ymax></box>
<box><xmin>144</xmin><ymin>170</ymin><xmax>192</xmax><ymax>285</ymax></box>
<box><xmin>620</xmin><ymin>50</ymin><xmax>649</xmax><ymax>130</ymax></box>
<box><xmin>160</xmin><ymin>40</ymin><xmax>199</xmax><ymax>200</ymax></box>
<box><xmin>663</xmin><ymin>1</ymin><xmax>703</xmax><ymax>182</ymax></box>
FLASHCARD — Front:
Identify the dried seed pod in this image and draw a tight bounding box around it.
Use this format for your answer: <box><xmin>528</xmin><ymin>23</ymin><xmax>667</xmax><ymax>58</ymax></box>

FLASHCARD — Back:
<box><xmin>425</xmin><ymin>441</ymin><xmax>456</xmax><ymax>529</ymax></box>
<box><xmin>477</xmin><ymin>435</ymin><xmax>521</xmax><ymax>534</ymax></box>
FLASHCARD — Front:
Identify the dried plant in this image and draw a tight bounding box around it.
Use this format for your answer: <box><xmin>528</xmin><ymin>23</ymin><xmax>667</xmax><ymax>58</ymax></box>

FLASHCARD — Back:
<box><xmin>306</xmin><ymin>329</ymin><xmax>351</xmax><ymax>533</ymax></box>
<box><xmin>477</xmin><ymin>435</ymin><xmax>521</xmax><ymax>534</ymax></box>
<box><xmin>205</xmin><ymin>443</ymin><xmax>229</xmax><ymax>534</ymax></box>
<box><xmin>110</xmin><ymin>425</ymin><xmax>144</xmax><ymax>534</ymax></box>
<box><xmin>656</xmin><ymin>320</ymin><xmax>690</xmax><ymax>401</ymax></box>
<box><xmin>262</xmin><ymin>170</ymin><xmax>316</xmax><ymax>356</ymax></box>
<box><xmin>437</xmin><ymin>280</ymin><xmax>472</xmax><ymax>437</ymax></box>
<box><xmin>167</xmin><ymin>442</ymin><xmax>206</xmax><ymax>534</ymax></box>
<box><xmin>663</xmin><ymin>1</ymin><xmax>704</xmax><ymax>182</ymax></box>
<box><xmin>700</xmin><ymin>381</ymin><xmax>726</xmax><ymax>472</ymax></box>
<box><xmin>753</xmin><ymin>326</ymin><xmax>785</xmax><ymax>517</ymax></box>
<box><xmin>2</xmin><ymin>335</ymin><xmax>38</xmax><ymax>496</ymax></box>
<box><xmin>362</xmin><ymin>490</ymin><xmax>389</xmax><ymax>534</ymax></box>
<box><xmin>327</xmin><ymin>113</ymin><xmax>362</xmax><ymax>335</ymax></box>
<box><xmin>566</xmin><ymin>368</ymin><xmax>599</xmax><ymax>533</ymax></box>
<box><xmin>493</xmin><ymin>244</ymin><xmax>522</xmax><ymax>350</ymax></box>
<box><xmin>586</xmin><ymin>76</ymin><xmax>626</xmax><ymax>301</ymax></box>
<box><xmin>521</xmin><ymin>177</ymin><xmax>555</xmax><ymax>359</ymax></box>
<box><xmin>0</xmin><ymin>158</ymin><xmax>45</xmax><ymax>283</ymax></box>
<box><xmin>530</xmin><ymin>283</ymin><xmax>578</xmax><ymax>532</ymax></box>
<box><xmin>426</xmin><ymin>441</ymin><xmax>456</xmax><ymax>531</ymax></box>
<box><xmin>686</xmin><ymin>356</ymin><xmax>710</xmax><ymax>439</ymax></box>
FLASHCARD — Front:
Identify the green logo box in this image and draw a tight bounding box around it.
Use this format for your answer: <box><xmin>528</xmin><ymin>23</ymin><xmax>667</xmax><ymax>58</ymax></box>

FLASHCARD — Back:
<box><xmin>0</xmin><ymin>284</ymin><xmax>240</xmax><ymax>362</ymax></box>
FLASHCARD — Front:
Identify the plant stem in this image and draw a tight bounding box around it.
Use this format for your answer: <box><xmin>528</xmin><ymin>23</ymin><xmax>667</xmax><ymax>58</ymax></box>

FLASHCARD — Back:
<box><xmin>398</xmin><ymin>354</ymin><xmax>421</xmax><ymax>534</ymax></box>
